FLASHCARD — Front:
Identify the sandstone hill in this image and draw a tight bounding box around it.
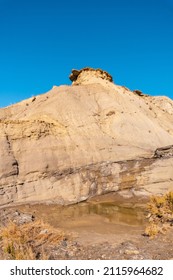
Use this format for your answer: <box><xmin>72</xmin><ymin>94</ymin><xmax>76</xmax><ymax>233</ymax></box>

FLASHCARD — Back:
<box><xmin>0</xmin><ymin>68</ymin><xmax>173</xmax><ymax>207</ymax></box>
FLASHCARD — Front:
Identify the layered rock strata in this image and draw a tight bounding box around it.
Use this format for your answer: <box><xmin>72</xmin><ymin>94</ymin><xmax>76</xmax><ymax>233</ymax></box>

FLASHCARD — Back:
<box><xmin>0</xmin><ymin>68</ymin><xmax>173</xmax><ymax>207</ymax></box>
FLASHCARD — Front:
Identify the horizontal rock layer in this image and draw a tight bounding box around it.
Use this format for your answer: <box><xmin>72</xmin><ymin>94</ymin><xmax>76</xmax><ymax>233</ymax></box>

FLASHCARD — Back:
<box><xmin>0</xmin><ymin>154</ymin><xmax>173</xmax><ymax>207</ymax></box>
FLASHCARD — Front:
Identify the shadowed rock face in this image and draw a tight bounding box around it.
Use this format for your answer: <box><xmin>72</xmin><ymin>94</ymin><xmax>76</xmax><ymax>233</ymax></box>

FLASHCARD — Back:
<box><xmin>0</xmin><ymin>68</ymin><xmax>173</xmax><ymax>207</ymax></box>
<box><xmin>154</xmin><ymin>145</ymin><xmax>173</xmax><ymax>158</ymax></box>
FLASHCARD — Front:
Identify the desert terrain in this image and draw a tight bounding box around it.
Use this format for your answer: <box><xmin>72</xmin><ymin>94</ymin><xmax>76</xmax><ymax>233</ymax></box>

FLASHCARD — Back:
<box><xmin>0</xmin><ymin>68</ymin><xmax>173</xmax><ymax>259</ymax></box>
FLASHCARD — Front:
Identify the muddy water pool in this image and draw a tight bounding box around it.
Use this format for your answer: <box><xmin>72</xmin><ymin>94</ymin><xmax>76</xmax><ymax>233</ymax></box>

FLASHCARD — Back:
<box><xmin>17</xmin><ymin>201</ymin><xmax>147</xmax><ymax>244</ymax></box>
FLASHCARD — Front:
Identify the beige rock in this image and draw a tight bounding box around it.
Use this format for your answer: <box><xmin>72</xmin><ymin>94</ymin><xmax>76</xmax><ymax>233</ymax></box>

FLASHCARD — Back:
<box><xmin>69</xmin><ymin>67</ymin><xmax>113</xmax><ymax>84</ymax></box>
<box><xmin>0</xmin><ymin>68</ymin><xmax>173</xmax><ymax>207</ymax></box>
<box><xmin>124</xmin><ymin>250</ymin><xmax>139</xmax><ymax>255</ymax></box>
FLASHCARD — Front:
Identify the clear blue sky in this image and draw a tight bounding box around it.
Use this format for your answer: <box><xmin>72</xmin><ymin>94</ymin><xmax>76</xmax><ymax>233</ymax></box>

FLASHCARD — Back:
<box><xmin>0</xmin><ymin>0</ymin><xmax>173</xmax><ymax>108</ymax></box>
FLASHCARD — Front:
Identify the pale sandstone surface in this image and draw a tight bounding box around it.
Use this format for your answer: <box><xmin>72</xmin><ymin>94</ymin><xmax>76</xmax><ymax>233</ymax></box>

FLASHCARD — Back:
<box><xmin>0</xmin><ymin>68</ymin><xmax>173</xmax><ymax>206</ymax></box>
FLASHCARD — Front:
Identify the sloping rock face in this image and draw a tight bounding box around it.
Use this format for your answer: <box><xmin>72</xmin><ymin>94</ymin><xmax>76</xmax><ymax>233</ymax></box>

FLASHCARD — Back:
<box><xmin>0</xmin><ymin>68</ymin><xmax>173</xmax><ymax>207</ymax></box>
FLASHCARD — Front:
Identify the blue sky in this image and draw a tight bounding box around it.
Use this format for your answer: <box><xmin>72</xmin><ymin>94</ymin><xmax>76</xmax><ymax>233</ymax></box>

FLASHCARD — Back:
<box><xmin>0</xmin><ymin>0</ymin><xmax>173</xmax><ymax>107</ymax></box>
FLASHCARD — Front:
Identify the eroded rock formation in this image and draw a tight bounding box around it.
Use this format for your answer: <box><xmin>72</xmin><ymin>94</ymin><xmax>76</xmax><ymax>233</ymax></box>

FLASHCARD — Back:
<box><xmin>69</xmin><ymin>67</ymin><xmax>113</xmax><ymax>85</ymax></box>
<box><xmin>154</xmin><ymin>145</ymin><xmax>173</xmax><ymax>158</ymax></box>
<box><xmin>0</xmin><ymin>68</ymin><xmax>173</xmax><ymax>207</ymax></box>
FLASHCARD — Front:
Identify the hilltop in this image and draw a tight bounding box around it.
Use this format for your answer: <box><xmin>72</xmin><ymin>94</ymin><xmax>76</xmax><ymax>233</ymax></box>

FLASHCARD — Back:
<box><xmin>0</xmin><ymin>67</ymin><xmax>173</xmax><ymax>207</ymax></box>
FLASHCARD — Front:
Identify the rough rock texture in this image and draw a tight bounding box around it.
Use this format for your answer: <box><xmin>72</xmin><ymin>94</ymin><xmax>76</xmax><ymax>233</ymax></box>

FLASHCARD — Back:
<box><xmin>0</xmin><ymin>68</ymin><xmax>173</xmax><ymax>207</ymax></box>
<box><xmin>69</xmin><ymin>67</ymin><xmax>113</xmax><ymax>85</ymax></box>
<box><xmin>154</xmin><ymin>145</ymin><xmax>173</xmax><ymax>158</ymax></box>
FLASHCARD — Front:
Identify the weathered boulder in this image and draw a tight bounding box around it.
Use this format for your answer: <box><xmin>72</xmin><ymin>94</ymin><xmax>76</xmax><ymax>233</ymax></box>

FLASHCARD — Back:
<box><xmin>133</xmin><ymin>90</ymin><xmax>144</xmax><ymax>96</ymax></box>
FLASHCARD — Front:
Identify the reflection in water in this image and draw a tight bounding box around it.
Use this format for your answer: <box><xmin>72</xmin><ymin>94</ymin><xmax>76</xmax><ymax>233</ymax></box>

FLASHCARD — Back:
<box><xmin>18</xmin><ymin>201</ymin><xmax>146</xmax><ymax>232</ymax></box>
<box><xmin>58</xmin><ymin>200</ymin><xmax>145</xmax><ymax>225</ymax></box>
<box><xmin>75</xmin><ymin>203</ymin><xmax>146</xmax><ymax>225</ymax></box>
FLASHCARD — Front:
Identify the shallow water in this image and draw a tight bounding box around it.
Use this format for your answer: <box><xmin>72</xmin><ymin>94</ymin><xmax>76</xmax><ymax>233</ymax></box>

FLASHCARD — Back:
<box><xmin>17</xmin><ymin>201</ymin><xmax>147</xmax><ymax>241</ymax></box>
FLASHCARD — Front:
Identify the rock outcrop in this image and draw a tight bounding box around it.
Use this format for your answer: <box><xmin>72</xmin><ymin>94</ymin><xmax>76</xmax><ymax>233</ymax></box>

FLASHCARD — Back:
<box><xmin>0</xmin><ymin>68</ymin><xmax>173</xmax><ymax>207</ymax></box>
<box><xmin>69</xmin><ymin>67</ymin><xmax>113</xmax><ymax>85</ymax></box>
<box><xmin>154</xmin><ymin>145</ymin><xmax>173</xmax><ymax>158</ymax></box>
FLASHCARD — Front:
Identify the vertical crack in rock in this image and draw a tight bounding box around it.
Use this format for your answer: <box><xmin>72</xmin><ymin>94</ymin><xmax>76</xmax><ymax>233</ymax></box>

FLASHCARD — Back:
<box><xmin>5</xmin><ymin>134</ymin><xmax>19</xmax><ymax>176</ymax></box>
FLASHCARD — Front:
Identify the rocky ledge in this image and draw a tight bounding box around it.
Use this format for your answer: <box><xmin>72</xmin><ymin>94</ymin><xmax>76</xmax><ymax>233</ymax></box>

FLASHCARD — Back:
<box><xmin>154</xmin><ymin>145</ymin><xmax>173</xmax><ymax>158</ymax></box>
<box><xmin>69</xmin><ymin>67</ymin><xmax>113</xmax><ymax>85</ymax></box>
<box><xmin>0</xmin><ymin>150</ymin><xmax>173</xmax><ymax>207</ymax></box>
